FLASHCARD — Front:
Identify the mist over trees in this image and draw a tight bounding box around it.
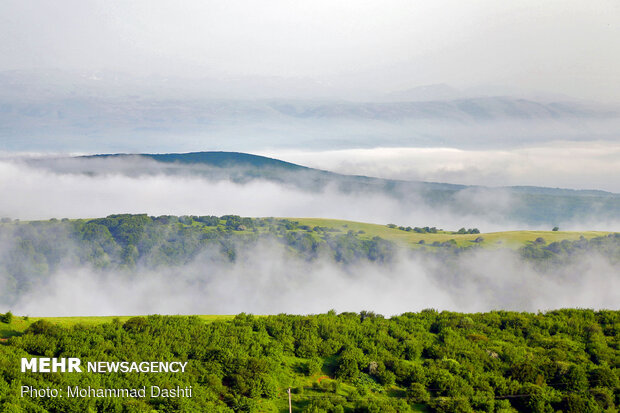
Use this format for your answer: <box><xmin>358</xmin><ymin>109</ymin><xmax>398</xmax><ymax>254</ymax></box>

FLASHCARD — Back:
<box><xmin>0</xmin><ymin>215</ymin><xmax>396</xmax><ymax>305</ymax></box>
<box><xmin>0</xmin><ymin>215</ymin><xmax>618</xmax><ymax>315</ymax></box>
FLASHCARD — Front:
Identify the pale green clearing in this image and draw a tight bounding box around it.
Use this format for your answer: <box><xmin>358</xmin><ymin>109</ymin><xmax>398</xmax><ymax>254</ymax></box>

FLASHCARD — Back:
<box><xmin>292</xmin><ymin>218</ymin><xmax>610</xmax><ymax>249</ymax></box>
<box><xmin>0</xmin><ymin>315</ymin><xmax>236</xmax><ymax>338</ymax></box>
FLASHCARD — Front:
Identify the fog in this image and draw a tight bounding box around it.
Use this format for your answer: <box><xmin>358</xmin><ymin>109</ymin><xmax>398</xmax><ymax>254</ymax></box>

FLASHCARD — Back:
<box><xmin>2</xmin><ymin>1</ymin><xmax>618</xmax><ymax>317</ymax></box>
<box><xmin>261</xmin><ymin>141</ymin><xmax>620</xmax><ymax>193</ymax></box>
<box><xmin>1</xmin><ymin>156</ymin><xmax>619</xmax><ymax>231</ymax></box>
<box><xmin>1</xmin><ymin>156</ymin><xmax>618</xmax><ymax>316</ymax></box>
<box><xmin>5</xmin><ymin>241</ymin><xmax>618</xmax><ymax>317</ymax></box>
<box><xmin>0</xmin><ymin>158</ymin><xmax>523</xmax><ymax>231</ymax></box>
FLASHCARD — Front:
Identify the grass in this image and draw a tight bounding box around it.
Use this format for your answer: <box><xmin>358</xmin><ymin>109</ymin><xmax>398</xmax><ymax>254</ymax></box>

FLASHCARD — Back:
<box><xmin>3</xmin><ymin>217</ymin><xmax>611</xmax><ymax>251</ymax></box>
<box><xmin>292</xmin><ymin>218</ymin><xmax>611</xmax><ymax>249</ymax></box>
<box><xmin>0</xmin><ymin>314</ymin><xmax>237</xmax><ymax>338</ymax></box>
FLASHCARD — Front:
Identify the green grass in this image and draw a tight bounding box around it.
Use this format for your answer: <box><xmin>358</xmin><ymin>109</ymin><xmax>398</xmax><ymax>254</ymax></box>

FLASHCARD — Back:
<box><xmin>3</xmin><ymin>216</ymin><xmax>611</xmax><ymax>251</ymax></box>
<box><xmin>0</xmin><ymin>314</ymin><xmax>236</xmax><ymax>338</ymax></box>
<box><xmin>292</xmin><ymin>218</ymin><xmax>610</xmax><ymax>249</ymax></box>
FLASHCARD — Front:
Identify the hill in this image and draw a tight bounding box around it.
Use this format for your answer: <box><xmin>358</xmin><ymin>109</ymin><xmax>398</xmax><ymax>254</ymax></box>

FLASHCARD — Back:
<box><xmin>0</xmin><ymin>214</ymin><xmax>617</xmax><ymax>310</ymax></box>
<box><xmin>292</xmin><ymin>218</ymin><xmax>610</xmax><ymax>249</ymax></box>
<box><xmin>93</xmin><ymin>151</ymin><xmax>310</xmax><ymax>171</ymax></box>
<box><xmin>29</xmin><ymin>151</ymin><xmax>620</xmax><ymax>226</ymax></box>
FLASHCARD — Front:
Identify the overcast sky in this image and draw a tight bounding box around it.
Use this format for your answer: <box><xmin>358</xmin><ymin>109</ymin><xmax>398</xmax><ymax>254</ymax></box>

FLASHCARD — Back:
<box><xmin>1</xmin><ymin>0</ymin><xmax>620</xmax><ymax>101</ymax></box>
<box><xmin>1</xmin><ymin>1</ymin><xmax>619</xmax><ymax>192</ymax></box>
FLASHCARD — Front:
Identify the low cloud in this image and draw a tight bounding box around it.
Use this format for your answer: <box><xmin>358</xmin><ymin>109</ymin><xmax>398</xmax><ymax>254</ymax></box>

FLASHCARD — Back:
<box><xmin>6</xmin><ymin>242</ymin><xmax>619</xmax><ymax>317</ymax></box>
<box><xmin>261</xmin><ymin>141</ymin><xmax>620</xmax><ymax>193</ymax></box>
<box><xmin>0</xmin><ymin>155</ymin><xmax>617</xmax><ymax>316</ymax></box>
<box><xmin>0</xmin><ymin>158</ymin><xmax>528</xmax><ymax>232</ymax></box>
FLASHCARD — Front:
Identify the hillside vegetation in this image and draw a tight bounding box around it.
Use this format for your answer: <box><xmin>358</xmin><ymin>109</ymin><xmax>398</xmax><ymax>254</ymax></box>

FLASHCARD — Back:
<box><xmin>1</xmin><ymin>214</ymin><xmax>617</xmax><ymax>307</ymax></box>
<box><xmin>1</xmin><ymin>310</ymin><xmax>619</xmax><ymax>412</ymax></box>
<box><xmin>292</xmin><ymin>218</ymin><xmax>609</xmax><ymax>249</ymax></box>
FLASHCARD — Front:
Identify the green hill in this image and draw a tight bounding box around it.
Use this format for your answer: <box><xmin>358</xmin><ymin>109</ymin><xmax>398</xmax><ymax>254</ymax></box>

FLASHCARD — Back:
<box><xmin>1</xmin><ymin>214</ymin><xmax>617</xmax><ymax>310</ymax></box>
<box><xmin>92</xmin><ymin>151</ymin><xmax>310</xmax><ymax>171</ymax></box>
<box><xmin>292</xmin><ymin>218</ymin><xmax>610</xmax><ymax>249</ymax></box>
<box><xmin>29</xmin><ymin>151</ymin><xmax>620</xmax><ymax>226</ymax></box>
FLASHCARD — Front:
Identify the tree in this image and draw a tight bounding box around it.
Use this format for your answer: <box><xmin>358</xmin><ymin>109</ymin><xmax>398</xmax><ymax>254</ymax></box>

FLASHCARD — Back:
<box><xmin>407</xmin><ymin>383</ymin><xmax>430</xmax><ymax>404</ymax></box>
<box><xmin>0</xmin><ymin>311</ymin><xmax>13</xmax><ymax>324</ymax></box>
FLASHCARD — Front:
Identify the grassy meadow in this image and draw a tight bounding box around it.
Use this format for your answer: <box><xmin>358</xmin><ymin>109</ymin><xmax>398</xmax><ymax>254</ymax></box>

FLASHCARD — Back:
<box><xmin>293</xmin><ymin>218</ymin><xmax>610</xmax><ymax>249</ymax></box>
<box><xmin>0</xmin><ymin>315</ymin><xmax>237</xmax><ymax>339</ymax></box>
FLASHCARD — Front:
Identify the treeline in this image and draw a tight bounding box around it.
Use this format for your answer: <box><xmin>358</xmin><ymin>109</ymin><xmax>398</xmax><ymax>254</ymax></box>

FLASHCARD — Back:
<box><xmin>520</xmin><ymin>234</ymin><xmax>620</xmax><ymax>265</ymax></box>
<box><xmin>387</xmin><ymin>224</ymin><xmax>480</xmax><ymax>235</ymax></box>
<box><xmin>1</xmin><ymin>309</ymin><xmax>619</xmax><ymax>412</ymax></box>
<box><xmin>0</xmin><ymin>215</ymin><xmax>395</xmax><ymax>303</ymax></box>
<box><xmin>1</xmin><ymin>215</ymin><xmax>618</xmax><ymax>305</ymax></box>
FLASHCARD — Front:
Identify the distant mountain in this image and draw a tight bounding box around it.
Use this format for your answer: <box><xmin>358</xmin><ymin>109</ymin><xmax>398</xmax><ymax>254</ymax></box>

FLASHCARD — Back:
<box><xmin>29</xmin><ymin>151</ymin><xmax>620</xmax><ymax>226</ymax></box>
<box><xmin>267</xmin><ymin>97</ymin><xmax>617</xmax><ymax>121</ymax></box>
<box><xmin>2</xmin><ymin>69</ymin><xmax>619</xmax><ymax>152</ymax></box>
<box><xmin>96</xmin><ymin>151</ymin><xmax>310</xmax><ymax>171</ymax></box>
<box><xmin>382</xmin><ymin>84</ymin><xmax>464</xmax><ymax>102</ymax></box>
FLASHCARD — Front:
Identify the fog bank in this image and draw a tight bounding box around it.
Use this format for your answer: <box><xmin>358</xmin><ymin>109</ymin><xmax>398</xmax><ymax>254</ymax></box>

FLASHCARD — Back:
<box><xmin>1</xmin><ymin>158</ymin><xmax>618</xmax><ymax>231</ymax></box>
<box><xmin>0</xmin><ymin>159</ymin><xmax>522</xmax><ymax>232</ymax></box>
<box><xmin>261</xmin><ymin>141</ymin><xmax>620</xmax><ymax>193</ymax></box>
<box><xmin>6</xmin><ymin>243</ymin><xmax>619</xmax><ymax>317</ymax></box>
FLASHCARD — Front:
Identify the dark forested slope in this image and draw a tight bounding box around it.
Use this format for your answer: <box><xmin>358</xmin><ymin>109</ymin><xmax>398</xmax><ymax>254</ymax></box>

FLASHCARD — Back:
<box><xmin>26</xmin><ymin>151</ymin><xmax>620</xmax><ymax>225</ymax></box>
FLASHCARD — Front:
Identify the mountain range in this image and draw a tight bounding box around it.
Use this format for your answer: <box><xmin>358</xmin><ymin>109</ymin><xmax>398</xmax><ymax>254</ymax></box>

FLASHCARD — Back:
<box><xmin>2</xmin><ymin>70</ymin><xmax>620</xmax><ymax>152</ymax></box>
<box><xmin>28</xmin><ymin>151</ymin><xmax>620</xmax><ymax>226</ymax></box>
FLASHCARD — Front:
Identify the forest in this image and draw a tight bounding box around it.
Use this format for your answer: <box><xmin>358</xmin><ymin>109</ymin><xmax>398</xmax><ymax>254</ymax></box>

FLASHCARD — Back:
<box><xmin>0</xmin><ymin>214</ymin><xmax>618</xmax><ymax>306</ymax></box>
<box><xmin>0</xmin><ymin>215</ymin><xmax>618</xmax><ymax>411</ymax></box>
<box><xmin>0</xmin><ymin>309</ymin><xmax>618</xmax><ymax>412</ymax></box>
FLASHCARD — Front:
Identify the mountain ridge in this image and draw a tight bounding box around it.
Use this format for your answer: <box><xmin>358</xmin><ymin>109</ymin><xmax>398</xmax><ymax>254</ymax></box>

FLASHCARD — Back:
<box><xmin>80</xmin><ymin>151</ymin><xmax>618</xmax><ymax>197</ymax></box>
<box><xmin>24</xmin><ymin>151</ymin><xmax>620</xmax><ymax>226</ymax></box>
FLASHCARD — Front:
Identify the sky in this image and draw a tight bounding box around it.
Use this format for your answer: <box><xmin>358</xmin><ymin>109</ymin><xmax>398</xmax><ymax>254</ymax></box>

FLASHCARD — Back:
<box><xmin>1</xmin><ymin>1</ymin><xmax>619</xmax><ymax>192</ymax></box>
<box><xmin>1</xmin><ymin>0</ymin><xmax>620</xmax><ymax>101</ymax></box>
<box><xmin>0</xmin><ymin>2</ymin><xmax>619</xmax><ymax>315</ymax></box>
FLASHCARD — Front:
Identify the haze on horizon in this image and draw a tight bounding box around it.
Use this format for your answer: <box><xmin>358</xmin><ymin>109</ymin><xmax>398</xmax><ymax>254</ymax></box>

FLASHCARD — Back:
<box><xmin>1</xmin><ymin>0</ymin><xmax>619</xmax><ymax>102</ymax></box>
<box><xmin>1</xmin><ymin>1</ymin><xmax>620</xmax><ymax>193</ymax></box>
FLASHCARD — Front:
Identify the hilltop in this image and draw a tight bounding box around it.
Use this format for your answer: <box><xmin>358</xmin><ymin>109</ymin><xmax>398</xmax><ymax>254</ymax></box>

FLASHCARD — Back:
<box><xmin>28</xmin><ymin>151</ymin><xmax>620</xmax><ymax>226</ymax></box>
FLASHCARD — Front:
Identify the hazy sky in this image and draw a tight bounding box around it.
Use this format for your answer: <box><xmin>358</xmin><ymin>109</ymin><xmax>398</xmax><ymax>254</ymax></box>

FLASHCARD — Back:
<box><xmin>1</xmin><ymin>1</ymin><xmax>619</xmax><ymax>192</ymax></box>
<box><xmin>1</xmin><ymin>0</ymin><xmax>620</xmax><ymax>101</ymax></box>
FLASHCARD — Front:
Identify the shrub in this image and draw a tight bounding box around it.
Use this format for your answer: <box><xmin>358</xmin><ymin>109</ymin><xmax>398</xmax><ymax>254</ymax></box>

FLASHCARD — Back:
<box><xmin>0</xmin><ymin>311</ymin><xmax>13</xmax><ymax>324</ymax></box>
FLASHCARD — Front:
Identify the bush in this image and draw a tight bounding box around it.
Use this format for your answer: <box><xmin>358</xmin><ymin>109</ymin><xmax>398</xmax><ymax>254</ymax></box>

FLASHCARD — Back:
<box><xmin>407</xmin><ymin>383</ymin><xmax>430</xmax><ymax>404</ymax></box>
<box><xmin>0</xmin><ymin>311</ymin><xmax>13</xmax><ymax>324</ymax></box>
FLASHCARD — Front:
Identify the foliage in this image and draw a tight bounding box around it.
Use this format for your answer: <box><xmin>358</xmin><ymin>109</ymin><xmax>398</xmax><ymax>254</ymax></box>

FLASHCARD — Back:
<box><xmin>0</xmin><ymin>311</ymin><xmax>13</xmax><ymax>324</ymax></box>
<box><xmin>0</xmin><ymin>309</ymin><xmax>619</xmax><ymax>412</ymax></box>
<box><xmin>0</xmin><ymin>215</ymin><xmax>400</xmax><ymax>304</ymax></box>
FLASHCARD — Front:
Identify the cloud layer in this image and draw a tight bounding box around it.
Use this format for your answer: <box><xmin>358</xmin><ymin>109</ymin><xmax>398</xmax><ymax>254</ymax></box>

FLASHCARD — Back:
<box><xmin>7</xmin><ymin>242</ymin><xmax>619</xmax><ymax>317</ymax></box>
<box><xmin>1</xmin><ymin>157</ymin><xmax>617</xmax><ymax>316</ymax></box>
<box><xmin>1</xmin><ymin>157</ymin><xmax>618</xmax><ymax>231</ymax></box>
<box><xmin>262</xmin><ymin>142</ymin><xmax>620</xmax><ymax>193</ymax></box>
<box><xmin>0</xmin><ymin>158</ymin><xmax>517</xmax><ymax>231</ymax></box>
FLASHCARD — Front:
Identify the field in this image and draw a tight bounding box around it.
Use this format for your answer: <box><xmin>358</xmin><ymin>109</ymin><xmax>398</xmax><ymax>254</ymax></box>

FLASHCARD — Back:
<box><xmin>0</xmin><ymin>315</ymin><xmax>236</xmax><ymax>339</ymax></box>
<box><xmin>3</xmin><ymin>216</ymin><xmax>610</xmax><ymax>253</ymax></box>
<box><xmin>293</xmin><ymin>218</ymin><xmax>610</xmax><ymax>249</ymax></box>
